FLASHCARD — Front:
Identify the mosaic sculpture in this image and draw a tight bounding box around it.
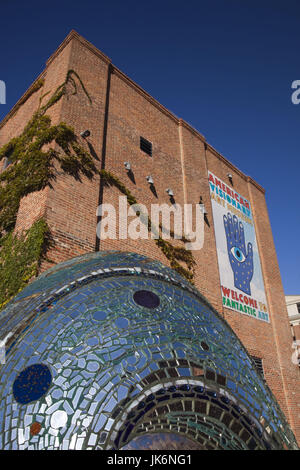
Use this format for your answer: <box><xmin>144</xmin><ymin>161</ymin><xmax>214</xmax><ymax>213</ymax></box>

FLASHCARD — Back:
<box><xmin>0</xmin><ymin>251</ymin><xmax>297</xmax><ymax>450</ymax></box>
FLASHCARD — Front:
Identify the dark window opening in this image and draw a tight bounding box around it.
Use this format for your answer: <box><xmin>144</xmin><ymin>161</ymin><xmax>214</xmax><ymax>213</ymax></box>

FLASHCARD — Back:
<box><xmin>250</xmin><ymin>355</ymin><xmax>264</xmax><ymax>379</ymax></box>
<box><xmin>140</xmin><ymin>136</ymin><xmax>152</xmax><ymax>156</ymax></box>
<box><xmin>2</xmin><ymin>146</ymin><xmax>14</xmax><ymax>171</ymax></box>
<box><xmin>2</xmin><ymin>156</ymin><xmax>12</xmax><ymax>170</ymax></box>
<box><xmin>297</xmin><ymin>303</ymin><xmax>300</xmax><ymax>314</ymax></box>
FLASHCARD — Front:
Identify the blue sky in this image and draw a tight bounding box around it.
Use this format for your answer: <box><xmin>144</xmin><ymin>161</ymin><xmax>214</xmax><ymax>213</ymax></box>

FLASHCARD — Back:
<box><xmin>0</xmin><ymin>0</ymin><xmax>299</xmax><ymax>294</ymax></box>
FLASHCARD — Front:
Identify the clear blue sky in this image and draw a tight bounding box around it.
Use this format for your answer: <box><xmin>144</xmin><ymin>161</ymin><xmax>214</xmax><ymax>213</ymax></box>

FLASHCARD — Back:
<box><xmin>0</xmin><ymin>0</ymin><xmax>299</xmax><ymax>294</ymax></box>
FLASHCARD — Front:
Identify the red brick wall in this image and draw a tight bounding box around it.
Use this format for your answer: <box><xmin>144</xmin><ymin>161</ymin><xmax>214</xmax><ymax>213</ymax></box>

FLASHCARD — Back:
<box><xmin>294</xmin><ymin>324</ymin><xmax>300</xmax><ymax>342</ymax></box>
<box><xmin>42</xmin><ymin>35</ymin><xmax>110</xmax><ymax>267</ymax></box>
<box><xmin>0</xmin><ymin>30</ymin><xmax>299</xmax><ymax>443</ymax></box>
<box><xmin>100</xmin><ymin>66</ymin><xmax>185</xmax><ymax>266</ymax></box>
<box><xmin>247</xmin><ymin>181</ymin><xmax>300</xmax><ymax>436</ymax></box>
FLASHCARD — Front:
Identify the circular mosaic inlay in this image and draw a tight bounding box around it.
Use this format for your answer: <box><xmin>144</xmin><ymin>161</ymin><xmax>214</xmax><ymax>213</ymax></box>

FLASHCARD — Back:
<box><xmin>13</xmin><ymin>364</ymin><xmax>52</xmax><ymax>405</ymax></box>
<box><xmin>0</xmin><ymin>251</ymin><xmax>297</xmax><ymax>450</ymax></box>
<box><xmin>30</xmin><ymin>422</ymin><xmax>42</xmax><ymax>436</ymax></box>
<box><xmin>50</xmin><ymin>410</ymin><xmax>68</xmax><ymax>429</ymax></box>
<box><xmin>133</xmin><ymin>290</ymin><xmax>160</xmax><ymax>309</ymax></box>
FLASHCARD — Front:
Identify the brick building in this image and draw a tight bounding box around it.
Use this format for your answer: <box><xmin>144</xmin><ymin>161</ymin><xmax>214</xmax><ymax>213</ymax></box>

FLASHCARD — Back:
<box><xmin>0</xmin><ymin>30</ymin><xmax>299</xmax><ymax>445</ymax></box>
<box><xmin>286</xmin><ymin>295</ymin><xmax>300</xmax><ymax>367</ymax></box>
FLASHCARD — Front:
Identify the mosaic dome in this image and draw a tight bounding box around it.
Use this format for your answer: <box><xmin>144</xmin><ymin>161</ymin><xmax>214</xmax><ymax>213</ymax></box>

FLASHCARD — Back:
<box><xmin>0</xmin><ymin>251</ymin><xmax>298</xmax><ymax>450</ymax></box>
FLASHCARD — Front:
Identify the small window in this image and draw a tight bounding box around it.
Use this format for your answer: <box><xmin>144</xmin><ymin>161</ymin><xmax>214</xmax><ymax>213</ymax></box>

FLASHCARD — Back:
<box><xmin>250</xmin><ymin>355</ymin><xmax>264</xmax><ymax>379</ymax></box>
<box><xmin>140</xmin><ymin>136</ymin><xmax>152</xmax><ymax>156</ymax></box>
<box><xmin>297</xmin><ymin>303</ymin><xmax>300</xmax><ymax>314</ymax></box>
<box><xmin>2</xmin><ymin>156</ymin><xmax>12</xmax><ymax>171</ymax></box>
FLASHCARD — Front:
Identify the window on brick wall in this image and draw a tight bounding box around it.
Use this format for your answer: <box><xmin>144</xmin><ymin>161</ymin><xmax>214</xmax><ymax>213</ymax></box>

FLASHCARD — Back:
<box><xmin>140</xmin><ymin>136</ymin><xmax>152</xmax><ymax>157</ymax></box>
<box><xmin>1</xmin><ymin>156</ymin><xmax>12</xmax><ymax>172</ymax></box>
<box><xmin>250</xmin><ymin>355</ymin><xmax>265</xmax><ymax>380</ymax></box>
<box><xmin>2</xmin><ymin>146</ymin><xmax>13</xmax><ymax>171</ymax></box>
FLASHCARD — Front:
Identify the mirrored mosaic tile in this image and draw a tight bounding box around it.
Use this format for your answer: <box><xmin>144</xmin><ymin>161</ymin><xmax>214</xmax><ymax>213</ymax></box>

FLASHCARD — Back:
<box><xmin>0</xmin><ymin>251</ymin><xmax>298</xmax><ymax>450</ymax></box>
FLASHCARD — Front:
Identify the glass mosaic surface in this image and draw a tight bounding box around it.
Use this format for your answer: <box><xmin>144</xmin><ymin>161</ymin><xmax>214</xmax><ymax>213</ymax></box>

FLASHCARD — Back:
<box><xmin>0</xmin><ymin>251</ymin><xmax>298</xmax><ymax>450</ymax></box>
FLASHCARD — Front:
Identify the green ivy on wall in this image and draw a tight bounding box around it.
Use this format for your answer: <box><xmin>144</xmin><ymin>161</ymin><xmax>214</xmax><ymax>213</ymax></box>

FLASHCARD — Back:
<box><xmin>0</xmin><ymin>69</ymin><xmax>196</xmax><ymax>310</ymax></box>
<box><xmin>0</xmin><ymin>70</ymin><xmax>97</xmax><ymax>309</ymax></box>
<box><xmin>100</xmin><ymin>169</ymin><xmax>196</xmax><ymax>282</ymax></box>
<box><xmin>0</xmin><ymin>70</ymin><xmax>95</xmax><ymax>235</ymax></box>
<box><xmin>0</xmin><ymin>218</ymin><xmax>50</xmax><ymax>310</ymax></box>
<box><xmin>0</xmin><ymin>78</ymin><xmax>45</xmax><ymax>131</ymax></box>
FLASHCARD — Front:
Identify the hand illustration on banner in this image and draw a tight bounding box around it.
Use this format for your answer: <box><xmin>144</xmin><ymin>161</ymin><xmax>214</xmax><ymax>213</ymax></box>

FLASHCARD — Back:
<box><xmin>223</xmin><ymin>213</ymin><xmax>253</xmax><ymax>295</ymax></box>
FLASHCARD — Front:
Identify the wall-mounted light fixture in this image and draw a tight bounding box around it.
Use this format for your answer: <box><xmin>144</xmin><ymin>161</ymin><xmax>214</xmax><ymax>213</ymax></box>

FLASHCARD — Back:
<box><xmin>80</xmin><ymin>130</ymin><xmax>91</xmax><ymax>138</ymax></box>
<box><xmin>166</xmin><ymin>188</ymin><xmax>174</xmax><ymax>197</ymax></box>
<box><xmin>124</xmin><ymin>162</ymin><xmax>131</xmax><ymax>171</ymax></box>
<box><xmin>227</xmin><ymin>173</ymin><xmax>233</xmax><ymax>184</ymax></box>
<box><xmin>200</xmin><ymin>203</ymin><xmax>208</xmax><ymax>215</ymax></box>
<box><xmin>146</xmin><ymin>175</ymin><xmax>154</xmax><ymax>185</ymax></box>
<box><xmin>199</xmin><ymin>197</ymin><xmax>207</xmax><ymax>215</ymax></box>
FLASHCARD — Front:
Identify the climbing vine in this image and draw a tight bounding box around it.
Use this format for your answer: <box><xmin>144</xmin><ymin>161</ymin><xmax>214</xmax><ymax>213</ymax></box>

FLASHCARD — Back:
<box><xmin>0</xmin><ymin>78</ymin><xmax>45</xmax><ymax>131</ymax></box>
<box><xmin>0</xmin><ymin>70</ymin><xmax>95</xmax><ymax>235</ymax></box>
<box><xmin>0</xmin><ymin>68</ymin><xmax>195</xmax><ymax>309</ymax></box>
<box><xmin>0</xmin><ymin>218</ymin><xmax>50</xmax><ymax>310</ymax></box>
<box><xmin>100</xmin><ymin>169</ymin><xmax>196</xmax><ymax>282</ymax></box>
<box><xmin>0</xmin><ymin>70</ymin><xmax>96</xmax><ymax>308</ymax></box>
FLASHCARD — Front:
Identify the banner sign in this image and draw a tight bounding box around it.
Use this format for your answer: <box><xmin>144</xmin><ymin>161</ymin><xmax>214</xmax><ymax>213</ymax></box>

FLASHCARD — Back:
<box><xmin>208</xmin><ymin>171</ymin><xmax>269</xmax><ymax>322</ymax></box>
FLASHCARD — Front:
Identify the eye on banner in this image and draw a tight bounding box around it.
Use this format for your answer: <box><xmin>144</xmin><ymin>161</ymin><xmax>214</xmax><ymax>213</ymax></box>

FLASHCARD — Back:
<box><xmin>208</xmin><ymin>171</ymin><xmax>269</xmax><ymax>323</ymax></box>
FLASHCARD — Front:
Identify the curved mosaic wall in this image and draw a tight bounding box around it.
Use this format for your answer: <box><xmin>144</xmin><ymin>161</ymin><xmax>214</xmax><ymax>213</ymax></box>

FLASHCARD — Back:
<box><xmin>0</xmin><ymin>251</ymin><xmax>298</xmax><ymax>450</ymax></box>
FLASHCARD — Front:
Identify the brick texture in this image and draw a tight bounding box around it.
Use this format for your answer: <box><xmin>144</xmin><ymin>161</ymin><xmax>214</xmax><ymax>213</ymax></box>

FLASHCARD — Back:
<box><xmin>1</xmin><ymin>30</ymin><xmax>299</xmax><ymax>443</ymax></box>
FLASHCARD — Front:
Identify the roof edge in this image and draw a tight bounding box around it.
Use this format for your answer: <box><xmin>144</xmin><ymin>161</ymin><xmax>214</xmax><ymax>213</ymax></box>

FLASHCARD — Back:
<box><xmin>46</xmin><ymin>29</ymin><xmax>111</xmax><ymax>67</ymax></box>
<box><xmin>0</xmin><ymin>30</ymin><xmax>266</xmax><ymax>194</ymax></box>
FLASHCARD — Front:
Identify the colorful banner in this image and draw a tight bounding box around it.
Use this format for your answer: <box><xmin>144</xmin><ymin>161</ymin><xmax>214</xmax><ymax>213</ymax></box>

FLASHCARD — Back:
<box><xmin>208</xmin><ymin>171</ymin><xmax>269</xmax><ymax>322</ymax></box>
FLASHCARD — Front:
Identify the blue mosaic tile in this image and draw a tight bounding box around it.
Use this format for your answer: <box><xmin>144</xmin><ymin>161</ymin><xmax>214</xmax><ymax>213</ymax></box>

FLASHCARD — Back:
<box><xmin>0</xmin><ymin>251</ymin><xmax>298</xmax><ymax>450</ymax></box>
